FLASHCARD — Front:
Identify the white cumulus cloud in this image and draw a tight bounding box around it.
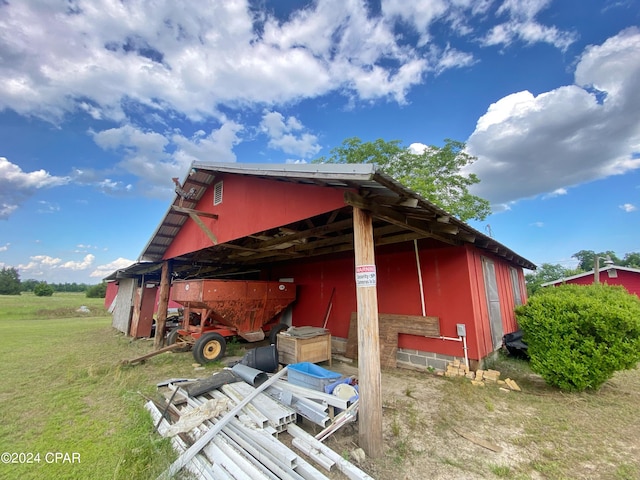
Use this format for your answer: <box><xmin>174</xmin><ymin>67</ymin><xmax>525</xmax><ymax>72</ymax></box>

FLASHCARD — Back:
<box><xmin>88</xmin><ymin>121</ymin><xmax>243</xmax><ymax>198</ymax></box>
<box><xmin>0</xmin><ymin>0</ymin><xmax>572</xmax><ymax>124</ymax></box>
<box><xmin>90</xmin><ymin>257</ymin><xmax>136</xmax><ymax>278</ymax></box>
<box><xmin>466</xmin><ymin>28</ymin><xmax>640</xmax><ymax>205</ymax></box>
<box><xmin>0</xmin><ymin>157</ymin><xmax>70</xmax><ymax>220</ymax></box>
<box><xmin>260</xmin><ymin>111</ymin><xmax>321</xmax><ymax>159</ymax></box>
<box><xmin>60</xmin><ymin>254</ymin><xmax>95</xmax><ymax>271</ymax></box>
<box><xmin>619</xmin><ymin>203</ymin><xmax>637</xmax><ymax>212</ymax></box>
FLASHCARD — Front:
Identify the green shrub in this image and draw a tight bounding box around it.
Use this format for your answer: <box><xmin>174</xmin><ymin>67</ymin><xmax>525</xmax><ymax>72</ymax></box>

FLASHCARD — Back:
<box><xmin>516</xmin><ymin>284</ymin><xmax>640</xmax><ymax>391</ymax></box>
<box><xmin>85</xmin><ymin>282</ymin><xmax>107</xmax><ymax>298</ymax></box>
<box><xmin>33</xmin><ymin>282</ymin><xmax>55</xmax><ymax>297</ymax></box>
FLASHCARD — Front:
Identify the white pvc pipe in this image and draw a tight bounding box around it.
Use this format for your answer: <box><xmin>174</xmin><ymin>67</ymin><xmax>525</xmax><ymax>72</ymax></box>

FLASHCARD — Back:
<box><xmin>425</xmin><ymin>333</ymin><xmax>469</xmax><ymax>370</ymax></box>
<box><xmin>462</xmin><ymin>335</ymin><xmax>469</xmax><ymax>369</ymax></box>
<box><xmin>160</xmin><ymin>367</ymin><xmax>289</xmax><ymax>479</ymax></box>
<box><xmin>436</xmin><ymin>336</ymin><xmax>462</xmax><ymax>342</ymax></box>
<box><xmin>414</xmin><ymin>239</ymin><xmax>426</xmax><ymax>316</ymax></box>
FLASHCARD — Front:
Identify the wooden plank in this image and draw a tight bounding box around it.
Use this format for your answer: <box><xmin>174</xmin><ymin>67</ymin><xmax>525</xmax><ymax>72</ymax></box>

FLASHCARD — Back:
<box><xmin>345</xmin><ymin>312</ymin><xmax>440</xmax><ymax>368</ymax></box>
<box><xmin>122</xmin><ymin>342</ymin><xmax>183</xmax><ymax>365</ymax></box>
<box><xmin>345</xmin><ymin>313</ymin><xmax>359</xmax><ymax>360</ymax></box>
<box><xmin>154</xmin><ymin>260</ymin><xmax>171</xmax><ymax>349</ymax></box>
<box><xmin>352</xmin><ymin>206</ymin><xmax>383</xmax><ymax>458</ymax></box>
<box><xmin>452</xmin><ymin>428</ymin><xmax>503</xmax><ymax>453</ymax></box>
<box><xmin>112</xmin><ymin>278</ymin><xmax>135</xmax><ymax>334</ymax></box>
<box><xmin>171</xmin><ymin>205</ymin><xmax>219</xmax><ymax>219</ymax></box>
<box><xmin>187</xmin><ymin>211</ymin><xmax>218</xmax><ymax>245</ymax></box>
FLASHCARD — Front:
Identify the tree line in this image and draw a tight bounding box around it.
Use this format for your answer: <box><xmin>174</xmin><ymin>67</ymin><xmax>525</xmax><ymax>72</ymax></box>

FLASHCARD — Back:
<box><xmin>0</xmin><ymin>267</ymin><xmax>106</xmax><ymax>297</ymax></box>
<box><xmin>525</xmin><ymin>250</ymin><xmax>640</xmax><ymax>295</ymax></box>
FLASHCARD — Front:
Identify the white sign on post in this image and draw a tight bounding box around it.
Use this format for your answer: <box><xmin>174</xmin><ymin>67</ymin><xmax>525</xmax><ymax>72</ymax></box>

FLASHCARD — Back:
<box><xmin>355</xmin><ymin>264</ymin><xmax>377</xmax><ymax>287</ymax></box>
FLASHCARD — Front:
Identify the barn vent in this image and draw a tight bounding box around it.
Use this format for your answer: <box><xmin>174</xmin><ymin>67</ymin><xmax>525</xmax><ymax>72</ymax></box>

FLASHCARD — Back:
<box><xmin>213</xmin><ymin>181</ymin><xmax>223</xmax><ymax>205</ymax></box>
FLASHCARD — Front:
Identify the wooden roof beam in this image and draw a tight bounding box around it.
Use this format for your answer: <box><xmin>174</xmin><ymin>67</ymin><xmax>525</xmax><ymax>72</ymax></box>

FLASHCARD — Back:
<box><xmin>183</xmin><ymin>178</ymin><xmax>210</xmax><ymax>189</ymax></box>
<box><xmin>457</xmin><ymin>232</ymin><xmax>476</xmax><ymax>243</ymax></box>
<box><xmin>246</xmin><ymin>217</ymin><xmax>354</xmax><ymax>250</ymax></box>
<box><xmin>170</xmin><ymin>205</ymin><xmax>218</xmax><ymax>245</ymax></box>
<box><xmin>171</xmin><ymin>205</ymin><xmax>219</xmax><ymax>219</ymax></box>
<box><xmin>344</xmin><ymin>192</ymin><xmax>459</xmax><ymax>246</ymax></box>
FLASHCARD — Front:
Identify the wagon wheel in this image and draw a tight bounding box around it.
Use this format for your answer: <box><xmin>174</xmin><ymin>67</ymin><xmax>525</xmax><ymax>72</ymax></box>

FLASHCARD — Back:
<box><xmin>193</xmin><ymin>332</ymin><xmax>227</xmax><ymax>363</ymax></box>
<box><xmin>269</xmin><ymin>323</ymin><xmax>289</xmax><ymax>345</ymax></box>
<box><xmin>166</xmin><ymin>327</ymin><xmax>191</xmax><ymax>352</ymax></box>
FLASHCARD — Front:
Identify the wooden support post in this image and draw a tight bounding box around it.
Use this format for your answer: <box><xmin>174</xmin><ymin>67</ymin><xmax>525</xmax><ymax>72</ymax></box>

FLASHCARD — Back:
<box><xmin>352</xmin><ymin>206</ymin><xmax>383</xmax><ymax>458</ymax></box>
<box><xmin>154</xmin><ymin>260</ymin><xmax>172</xmax><ymax>350</ymax></box>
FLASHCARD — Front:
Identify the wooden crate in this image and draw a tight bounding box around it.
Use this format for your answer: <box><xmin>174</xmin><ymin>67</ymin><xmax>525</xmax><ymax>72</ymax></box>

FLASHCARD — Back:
<box><xmin>277</xmin><ymin>333</ymin><xmax>332</xmax><ymax>366</ymax></box>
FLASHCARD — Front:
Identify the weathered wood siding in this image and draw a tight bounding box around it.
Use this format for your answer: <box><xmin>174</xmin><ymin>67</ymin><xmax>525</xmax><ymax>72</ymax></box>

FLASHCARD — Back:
<box><xmin>111</xmin><ymin>278</ymin><xmax>136</xmax><ymax>334</ymax></box>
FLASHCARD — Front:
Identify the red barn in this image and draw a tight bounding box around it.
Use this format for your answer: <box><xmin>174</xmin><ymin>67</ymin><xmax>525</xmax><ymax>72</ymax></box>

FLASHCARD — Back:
<box><xmin>108</xmin><ymin>163</ymin><xmax>535</xmax><ymax>371</ymax></box>
<box><xmin>542</xmin><ymin>265</ymin><xmax>640</xmax><ymax>297</ymax></box>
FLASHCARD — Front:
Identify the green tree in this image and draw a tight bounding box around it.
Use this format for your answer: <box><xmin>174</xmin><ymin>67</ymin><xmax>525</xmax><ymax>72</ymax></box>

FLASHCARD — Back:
<box><xmin>86</xmin><ymin>282</ymin><xmax>107</xmax><ymax>298</ymax></box>
<box><xmin>33</xmin><ymin>282</ymin><xmax>54</xmax><ymax>297</ymax></box>
<box><xmin>314</xmin><ymin>137</ymin><xmax>491</xmax><ymax>222</ymax></box>
<box><xmin>572</xmin><ymin>250</ymin><xmax>621</xmax><ymax>271</ymax></box>
<box><xmin>20</xmin><ymin>278</ymin><xmax>40</xmax><ymax>292</ymax></box>
<box><xmin>0</xmin><ymin>267</ymin><xmax>21</xmax><ymax>295</ymax></box>
<box><xmin>621</xmin><ymin>252</ymin><xmax>640</xmax><ymax>268</ymax></box>
<box><xmin>516</xmin><ymin>284</ymin><xmax>640</xmax><ymax>391</ymax></box>
<box><xmin>524</xmin><ymin>263</ymin><xmax>582</xmax><ymax>296</ymax></box>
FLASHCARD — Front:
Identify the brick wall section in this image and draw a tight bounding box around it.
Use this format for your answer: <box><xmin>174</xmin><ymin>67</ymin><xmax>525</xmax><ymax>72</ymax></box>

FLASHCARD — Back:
<box><xmin>397</xmin><ymin>348</ymin><xmax>457</xmax><ymax>371</ymax></box>
<box><xmin>333</xmin><ymin>336</ymin><xmax>467</xmax><ymax>372</ymax></box>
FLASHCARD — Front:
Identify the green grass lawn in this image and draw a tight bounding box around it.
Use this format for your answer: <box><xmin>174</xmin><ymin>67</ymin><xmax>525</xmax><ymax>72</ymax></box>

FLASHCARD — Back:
<box><xmin>0</xmin><ymin>292</ymin><xmax>216</xmax><ymax>480</ymax></box>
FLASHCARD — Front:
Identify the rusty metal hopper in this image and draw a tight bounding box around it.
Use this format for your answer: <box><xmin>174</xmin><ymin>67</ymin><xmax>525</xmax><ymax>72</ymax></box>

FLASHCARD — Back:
<box><xmin>171</xmin><ymin>279</ymin><xmax>296</xmax><ymax>341</ymax></box>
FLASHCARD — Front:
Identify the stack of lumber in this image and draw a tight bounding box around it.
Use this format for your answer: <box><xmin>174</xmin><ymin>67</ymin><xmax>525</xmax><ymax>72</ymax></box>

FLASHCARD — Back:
<box><xmin>147</xmin><ymin>368</ymin><xmax>371</xmax><ymax>480</ymax></box>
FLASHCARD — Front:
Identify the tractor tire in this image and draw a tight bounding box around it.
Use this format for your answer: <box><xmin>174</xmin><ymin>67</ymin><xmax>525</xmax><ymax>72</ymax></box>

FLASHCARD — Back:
<box><xmin>193</xmin><ymin>332</ymin><xmax>227</xmax><ymax>364</ymax></box>
<box><xmin>269</xmin><ymin>323</ymin><xmax>289</xmax><ymax>345</ymax></box>
<box><xmin>166</xmin><ymin>327</ymin><xmax>191</xmax><ymax>352</ymax></box>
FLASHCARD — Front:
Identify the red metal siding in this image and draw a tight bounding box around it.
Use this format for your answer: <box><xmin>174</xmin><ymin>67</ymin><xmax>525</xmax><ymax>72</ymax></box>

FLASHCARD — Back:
<box><xmin>560</xmin><ymin>269</ymin><xmax>640</xmax><ymax>297</ymax></box>
<box><xmin>400</xmin><ymin>244</ymin><xmax>477</xmax><ymax>359</ymax></box>
<box><xmin>271</xmin><ymin>251</ymin><xmax>356</xmax><ymax>338</ymax></box>
<box><xmin>463</xmin><ymin>247</ymin><xmax>527</xmax><ymax>359</ymax></box>
<box><xmin>164</xmin><ymin>174</ymin><xmax>348</xmax><ymax>259</ymax></box>
<box><xmin>105</xmin><ymin>281</ymin><xmax>118</xmax><ymax>309</ymax></box>
<box><xmin>271</xmin><ymin>242</ymin><xmax>480</xmax><ymax>360</ymax></box>
<box><xmin>466</xmin><ymin>248</ymin><xmax>492</xmax><ymax>359</ymax></box>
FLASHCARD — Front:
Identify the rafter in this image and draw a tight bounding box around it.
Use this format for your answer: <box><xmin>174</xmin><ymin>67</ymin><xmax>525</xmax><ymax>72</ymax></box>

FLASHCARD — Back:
<box><xmin>344</xmin><ymin>192</ymin><xmax>459</xmax><ymax>246</ymax></box>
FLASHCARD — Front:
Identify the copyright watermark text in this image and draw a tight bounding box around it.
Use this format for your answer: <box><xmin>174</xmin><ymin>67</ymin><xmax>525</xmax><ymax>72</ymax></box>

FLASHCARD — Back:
<box><xmin>1</xmin><ymin>452</ymin><xmax>81</xmax><ymax>464</ymax></box>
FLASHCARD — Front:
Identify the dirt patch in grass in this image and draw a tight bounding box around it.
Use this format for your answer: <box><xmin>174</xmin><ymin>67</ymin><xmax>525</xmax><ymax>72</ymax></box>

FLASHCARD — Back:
<box><xmin>34</xmin><ymin>305</ymin><xmax>107</xmax><ymax>318</ymax></box>
<box><xmin>312</xmin><ymin>357</ymin><xmax>640</xmax><ymax>480</ymax></box>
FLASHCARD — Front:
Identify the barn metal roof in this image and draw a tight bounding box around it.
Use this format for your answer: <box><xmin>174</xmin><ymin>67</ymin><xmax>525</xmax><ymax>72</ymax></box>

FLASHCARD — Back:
<box><xmin>117</xmin><ymin>162</ymin><xmax>535</xmax><ymax>280</ymax></box>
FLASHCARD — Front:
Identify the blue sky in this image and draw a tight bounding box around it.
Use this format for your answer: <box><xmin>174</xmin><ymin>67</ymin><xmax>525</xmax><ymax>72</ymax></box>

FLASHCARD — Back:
<box><xmin>1</xmin><ymin>0</ymin><xmax>639</xmax><ymax>284</ymax></box>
